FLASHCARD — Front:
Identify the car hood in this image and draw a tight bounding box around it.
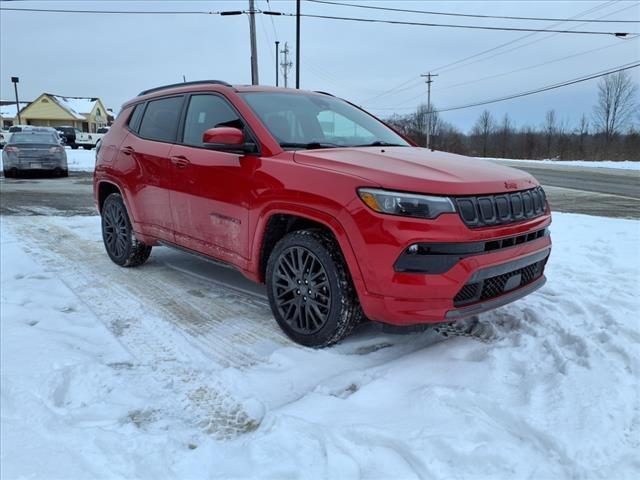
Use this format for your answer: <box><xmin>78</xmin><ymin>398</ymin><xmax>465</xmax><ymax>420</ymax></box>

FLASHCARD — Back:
<box><xmin>293</xmin><ymin>147</ymin><xmax>538</xmax><ymax>195</ymax></box>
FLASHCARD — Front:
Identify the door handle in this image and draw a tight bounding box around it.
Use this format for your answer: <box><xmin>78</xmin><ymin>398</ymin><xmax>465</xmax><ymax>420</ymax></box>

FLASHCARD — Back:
<box><xmin>121</xmin><ymin>146</ymin><xmax>135</xmax><ymax>156</ymax></box>
<box><xmin>170</xmin><ymin>155</ymin><xmax>190</xmax><ymax>169</ymax></box>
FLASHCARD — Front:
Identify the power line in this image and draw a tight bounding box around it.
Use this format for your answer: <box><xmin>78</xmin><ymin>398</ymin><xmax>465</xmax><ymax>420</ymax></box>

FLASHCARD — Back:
<box><xmin>366</xmin><ymin>62</ymin><xmax>640</xmax><ymax>113</ymax></box>
<box><xmin>436</xmin><ymin>62</ymin><xmax>640</xmax><ymax>113</ymax></box>
<box><xmin>430</xmin><ymin>1</ymin><xmax>626</xmax><ymax>73</ymax></box>
<box><xmin>436</xmin><ymin>38</ymin><xmax>639</xmax><ymax>92</ymax></box>
<box><xmin>433</xmin><ymin>3</ymin><xmax>639</xmax><ymax>75</ymax></box>
<box><xmin>307</xmin><ymin>0</ymin><xmax>640</xmax><ymax>23</ymax></box>
<box><xmin>358</xmin><ymin>1</ymin><xmax>623</xmax><ymax>105</ymax></box>
<box><xmin>382</xmin><ymin>33</ymin><xmax>638</xmax><ymax>107</ymax></box>
<box><xmin>263</xmin><ymin>11</ymin><xmax>637</xmax><ymax>36</ymax></box>
<box><xmin>0</xmin><ymin>6</ymin><xmax>223</xmax><ymax>14</ymax></box>
<box><xmin>363</xmin><ymin>0</ymin><xmax>630</xmax><ymax>103</ymax></box>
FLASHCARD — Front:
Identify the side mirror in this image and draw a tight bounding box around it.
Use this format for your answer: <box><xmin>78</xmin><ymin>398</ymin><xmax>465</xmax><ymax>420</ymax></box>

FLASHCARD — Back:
<box><xmin>202</xmin><ymin>127</ymin><xmax>257</xmax><ymax>154</ymax></box>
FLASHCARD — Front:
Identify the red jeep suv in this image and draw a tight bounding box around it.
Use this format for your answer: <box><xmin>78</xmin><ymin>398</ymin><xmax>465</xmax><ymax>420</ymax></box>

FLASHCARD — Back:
<box><xmin>94</xmin><ymin>80</ymin><xmax>551</xmax><ymax>347</ymax></box>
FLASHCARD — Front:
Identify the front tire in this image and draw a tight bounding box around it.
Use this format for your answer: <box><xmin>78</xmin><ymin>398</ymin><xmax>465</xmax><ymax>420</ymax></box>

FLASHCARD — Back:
<box><xmin>101</xmin><ymin>193</ymin><xmax>151</xmax><ymax>267</ymax></box>
<box><xmin>266</xmin><ymin>230</ymin><xmax>362</xmax><ymax>347</ymax></box>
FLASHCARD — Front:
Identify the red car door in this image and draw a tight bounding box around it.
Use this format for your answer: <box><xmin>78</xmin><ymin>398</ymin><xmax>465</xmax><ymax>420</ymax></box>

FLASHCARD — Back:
<box><xmin>123</xmin><ymin>96</ymin><xmax>185</xmax><ymax>241</ymax></box>
<box><xmin>168</xmin><ymin>94</ymin><xmax>255</xmax><ymax>264</ymax></box>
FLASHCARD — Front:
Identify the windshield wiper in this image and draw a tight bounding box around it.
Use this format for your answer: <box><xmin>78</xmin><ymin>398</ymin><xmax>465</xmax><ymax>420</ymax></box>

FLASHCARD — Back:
<box><xmin>353</xmin><ymin>141</ymin><xmax>407</xmax><ymax>147</ymax></box>
<box><xmin>280</xmin><ymin>141</ymin><xmax>342</xmax><ymax>150</ymax></box>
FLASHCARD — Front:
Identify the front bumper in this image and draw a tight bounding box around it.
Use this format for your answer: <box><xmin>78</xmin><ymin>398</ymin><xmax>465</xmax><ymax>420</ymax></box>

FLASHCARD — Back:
<box><xmin>343</xmin><ymin>207</ymin><xmax>552</xmax><ymax>326</ymax></box>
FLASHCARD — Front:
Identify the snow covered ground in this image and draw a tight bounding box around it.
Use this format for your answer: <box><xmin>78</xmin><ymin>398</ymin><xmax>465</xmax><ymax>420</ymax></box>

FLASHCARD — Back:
<box><xmin>478</xmin><ymin>157</ymin><xmax>640</xmax><ymax>171</ymax></box>
<box><xmin>1</xmin><ymin>212</ymin><xmax>639</xmax><ymax>479</ymax></box>
<box><xmin>64</xmin><ymin>147</ymin><xmax>96</xmax><ymax>172</ymax></box>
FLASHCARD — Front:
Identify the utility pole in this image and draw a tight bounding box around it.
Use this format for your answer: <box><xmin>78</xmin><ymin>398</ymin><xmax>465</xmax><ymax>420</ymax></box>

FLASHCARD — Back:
<box><xmin>248</xmin><ymin>0</ymin><xmax>259</xmax><ymax>85</ymax></box>
<box><xmin>275</xmin><ymin>40</ymin><xmax>280</xmax><ymax>86</ymax></box>
<box><xmin>280</xmin><ymin>42</ymin><xmax>293</xmax><ymax>88</ymax></box>
<box><xmin>421</xmin><ymin>72</ymin><xmax>438</xmax><ymax>149</ymax></box>
<box><xmin>295</xmin><ymin>0</ymin><xmax>300</xmax><ymax>89</ymax></box>
<box><xmin>11</xmin><ymin>77</ymin><xmax>21</xmax><ymax>125</ymax></box>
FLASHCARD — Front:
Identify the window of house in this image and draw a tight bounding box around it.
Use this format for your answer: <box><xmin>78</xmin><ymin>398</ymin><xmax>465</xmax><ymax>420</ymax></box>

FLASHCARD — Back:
<box><xmin>137</xmin><ymin>96</ymin><xmax>183</xmax><ymax>142</ymax></box>
<box><xmin>182</xmin><ymin>95</ymin><xmax>242</xmax><ymax>146</ymax></box>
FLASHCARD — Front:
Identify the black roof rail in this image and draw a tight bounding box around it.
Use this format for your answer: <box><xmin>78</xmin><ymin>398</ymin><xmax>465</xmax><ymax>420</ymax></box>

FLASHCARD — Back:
<box><xmin>138</xmin><ymin>80</ymin><xmax>232</xmax><ymax>96</ymax></box>
<box><xmin>314</xmin><ymin>90</ymin><xmax>335</xmax><ymax>96</ymax></box>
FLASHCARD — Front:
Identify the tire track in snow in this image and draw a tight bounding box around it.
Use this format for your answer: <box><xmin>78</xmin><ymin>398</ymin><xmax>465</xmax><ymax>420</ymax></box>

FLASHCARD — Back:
<box><xmin>11</xmin><ymin>217</ymin><xmax>292</xmax><ymax>438</ymax></box>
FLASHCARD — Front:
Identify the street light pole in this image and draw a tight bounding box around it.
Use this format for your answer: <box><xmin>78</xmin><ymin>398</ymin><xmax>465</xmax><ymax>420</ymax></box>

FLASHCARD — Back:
<box><xmin>248</xmin><ymin>0</ymin><xmax>259</xmax><ymax>85</ymax></box>
<box><xmin>275</xmin><ymin>40</ymin><xmax>280</xmax><ymax>86</ymax></box>
<box><xmin>296</xmin><ymin>0</ymin><xmax>300</xmax><ymax>89</ymax></box>
<box><xmin>11</xmin><ymin>76</ymin><xmax>21</xmax><ymax>125</ymax></box>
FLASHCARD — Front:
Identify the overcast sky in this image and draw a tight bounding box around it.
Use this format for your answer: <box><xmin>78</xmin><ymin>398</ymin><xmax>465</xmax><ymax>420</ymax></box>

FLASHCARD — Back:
<box><xmin>1</xmin><ymin>0</ymin><xmax>638</xmax><ymax>131</ymax></box>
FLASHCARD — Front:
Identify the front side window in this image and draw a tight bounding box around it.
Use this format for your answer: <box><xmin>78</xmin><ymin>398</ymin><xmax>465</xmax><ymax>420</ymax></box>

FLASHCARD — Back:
<box><xmin>138</xmin><ymin>96</ymin><xmax>184</xmax><ymax>143</ymax></box>
<box><xmin>182</xmin><ymin>94</ymin><xmax>242</xmax><ymax>146</ymax></box>
<box><xmin>241</xmin><ymin>92</ymin><xmax>409</xmax><ymax>149</ymax></box>
<box><xmin>127</xmin><ymin>104</ymin><xmax>144</xmax><ymax>132</ymax></box>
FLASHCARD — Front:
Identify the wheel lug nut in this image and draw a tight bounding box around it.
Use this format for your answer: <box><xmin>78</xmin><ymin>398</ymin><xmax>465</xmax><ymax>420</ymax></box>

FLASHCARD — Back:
<box><xmin>304</xmin><ymin>280</ymin><xmax>308</xmax><ymax>284</ymax></box>
<box><xmin>296</xmin><ymin>289</ymin><xmax>300</xmax><ymax>295</ymax></box>
<box><xmin>308</xmin><ymin>289</ymin><xmax>312</xmax><ymax>294</ymax></box>
<box><xmin>297</xmin><ymin>280</ymin><xmax>301</xmax><ymax>284</ymax></box>
<box><xmin>303</xmin><ymin>296</ymin><xmax>307</xmax><ymax>301</ymax></box>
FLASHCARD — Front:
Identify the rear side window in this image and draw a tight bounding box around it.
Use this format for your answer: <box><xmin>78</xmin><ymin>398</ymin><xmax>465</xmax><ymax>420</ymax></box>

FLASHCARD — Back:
<box><xmin>127</xmin><ymin>104</ymin><xmax>144</xmax><ymax>132</ymax></box>
<box><xmin>138</xmin><ymin>96</ymin><xmax>183</xmax><ymax>142</ymax></box>
<box><xmin>182</xmin><ymin>95</ymin><xmax>241</xmax><ymax>146</ymax></box>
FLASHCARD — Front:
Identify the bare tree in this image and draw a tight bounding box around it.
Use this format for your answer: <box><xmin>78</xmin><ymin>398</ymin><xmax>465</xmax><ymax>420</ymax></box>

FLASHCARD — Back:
<box><xmin>471</xmin><ymin>110</ymin><xmax>495</xmax><ymax>157</ymax></box>
<box><xmin>576</xmin><ymin>114</ymin><xmax>590</xmax><ymax>159</ymax></box>
<box><xmin>498</xmin><ymin>113</ymin><xmax>513</xmax><ymax>158</ymax></box>
<box><xmin>593</xmin><ymin>71</ymin><xmax>638</xmax><ymax>144</ymax></box>
<box><xmin>543</xmin><ymin>110</ymin><xmax>556</xmax><ymax>158</ymax></box>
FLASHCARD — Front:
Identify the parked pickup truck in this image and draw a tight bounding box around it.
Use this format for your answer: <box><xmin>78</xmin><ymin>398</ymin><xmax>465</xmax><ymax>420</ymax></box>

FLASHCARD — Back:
<box><xmin>55</xmin><ymin>126</ymin><xmax>100</xmax><ymax>149</ymax></box>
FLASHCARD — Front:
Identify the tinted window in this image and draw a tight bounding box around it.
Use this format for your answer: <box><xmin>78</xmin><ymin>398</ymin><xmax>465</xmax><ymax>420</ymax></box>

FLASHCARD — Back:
<box><xmin>127</xmin><ymin>104</ymin><xmax>144</xmax><ymax>132</ymax></box>
<box><xmin>138</xmin><ymin>96</ymin><xmax>183</xmax><ymax>142</ymax></box>
<box><xmin>182</xmin><ymin>95</ymin><xmax>241</xmax><ymax>146</ymax></box>
<box><xmin>241</xmin><ymin>92</ymin><xmax>409</xmax><ymax>149</ymax></box>
<box><xmin>10</xmin><ymin>133</ymin><xmax>56</xmax><ymax>144</ymax></box>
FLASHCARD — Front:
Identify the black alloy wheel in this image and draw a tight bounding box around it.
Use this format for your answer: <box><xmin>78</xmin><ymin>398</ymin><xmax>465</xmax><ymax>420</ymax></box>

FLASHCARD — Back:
<box><xmin>266</xmin><ymin>230</ymin><xmax>362</xmax><ymax>347</ymax></box>
<box><xmin>101</xmin><ymin>193</ymin><xmax>152</xmax><ymax>267</ymax></box>
<box><xmin>272</xmin><ymin>245</ymin><xmax>332</xmax><ymax>335</ymax></box>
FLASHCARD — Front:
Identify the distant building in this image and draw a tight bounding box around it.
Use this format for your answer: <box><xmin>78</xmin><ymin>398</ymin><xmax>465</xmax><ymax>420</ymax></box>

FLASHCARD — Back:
<box><xmin>10</xmin><ymin>93</ymin><xmax>110</xmax><ymax>132</ymax></box>
<box><xmin>0</xmin><ymin>101</ymin><xmax>31</xmax><ymax>128</ymax></box>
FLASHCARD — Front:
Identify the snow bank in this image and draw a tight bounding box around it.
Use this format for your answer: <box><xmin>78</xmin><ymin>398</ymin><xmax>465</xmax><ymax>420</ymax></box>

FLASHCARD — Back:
<box><xmin>1</xmin><ymin>213</ymin><xmax>639</xmax><ymax>479</ymax></box>
<box><xmin>64</xmin><ymin>147</ymin><xmax>96</xmax><ymax>172</ymax></box>
<box><xmin>478</xmin><ymin>157</ymin><xmax>640</xmax><ymax>171</ymax></box>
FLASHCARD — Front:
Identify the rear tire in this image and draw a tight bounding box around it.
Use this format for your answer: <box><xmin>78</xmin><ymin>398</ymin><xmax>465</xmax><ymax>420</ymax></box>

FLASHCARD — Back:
<box><xmin>266</xmin><ymin>230</ymin><xmax>362</xmax><ymax>347</ymax></box>
<box><xmin>101</xmin><ymin>193</ymin><xmax>151</xmax><ymax>267</ymax></box>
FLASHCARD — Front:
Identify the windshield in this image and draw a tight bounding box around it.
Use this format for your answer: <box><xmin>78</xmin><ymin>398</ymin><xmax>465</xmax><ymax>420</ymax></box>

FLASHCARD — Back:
<box><xmin>241</xmin><ymin>92</ymin><xmax>409</xmax><ymax>149</ymax></box>
<box><xmin>10</xmin><ymin>133</ymin><xmax>57</xmax><ymax>144</ymax></box>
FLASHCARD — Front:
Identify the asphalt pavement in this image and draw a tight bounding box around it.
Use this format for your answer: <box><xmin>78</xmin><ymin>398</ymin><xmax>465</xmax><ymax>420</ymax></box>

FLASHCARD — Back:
<box><xmin>0</xmin><ymin>162</ymin><xmax>638</xmax><ymax>219</ymax></box>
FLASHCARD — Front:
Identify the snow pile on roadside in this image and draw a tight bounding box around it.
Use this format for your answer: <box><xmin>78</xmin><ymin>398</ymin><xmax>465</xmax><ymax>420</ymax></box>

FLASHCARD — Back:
<box><xmin>1</xmin><ymin>212</ymin><xmax>639</xmax><ymax>479</ymax></box>
<box><xmin>65</xmin><ymin>147</ymin><xmax>96</xmax><ymax>172</ymax></box>
<box><xmin>478</xmin><ymin>157</ymin><xmax>640</xmax><ymax>171</ymax></box>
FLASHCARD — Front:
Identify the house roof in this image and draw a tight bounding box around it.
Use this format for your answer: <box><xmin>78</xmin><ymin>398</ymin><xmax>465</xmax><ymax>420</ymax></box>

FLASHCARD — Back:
<box><xmin>0</xmin><ymin>102</ymin><xmax>30</xmax><ymax>118</ymax></box>
<box><xmin>46</xmin><ymin>94</ymin><xmax>101</xmax><ymax>120</ymax></box>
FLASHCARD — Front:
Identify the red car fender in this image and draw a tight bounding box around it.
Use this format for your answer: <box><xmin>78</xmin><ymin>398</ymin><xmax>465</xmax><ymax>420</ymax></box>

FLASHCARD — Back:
<box><xmin>249</xmin><ymin>202</ymin><xmax>368</xmax><ymax>300</ymax></box>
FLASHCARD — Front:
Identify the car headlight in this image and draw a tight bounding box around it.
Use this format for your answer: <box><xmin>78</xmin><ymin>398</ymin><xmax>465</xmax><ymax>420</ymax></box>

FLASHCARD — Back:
<box><xmin>357</xmin><ymin>188</ymin><xmax>456</xmax><ymax>219</ymax></box>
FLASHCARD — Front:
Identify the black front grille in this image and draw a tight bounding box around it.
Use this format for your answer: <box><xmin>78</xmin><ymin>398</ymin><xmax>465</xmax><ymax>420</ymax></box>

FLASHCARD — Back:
<box><xmin>454</xmin><ymin>258</ymin><xmax>546</xmax><ymax>307</ymax></box>
<box><xmin>454</xmin><ymin>187</ymin><xmax>547</xmax><ymax>228</ymax></box>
